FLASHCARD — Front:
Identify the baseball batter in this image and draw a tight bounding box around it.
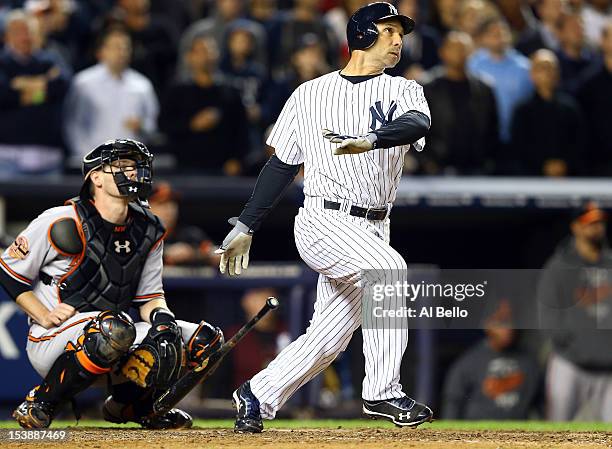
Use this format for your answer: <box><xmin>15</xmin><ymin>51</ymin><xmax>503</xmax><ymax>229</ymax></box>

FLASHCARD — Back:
<box><xmin>216</xmin><ymin>2</ymin><xmax>433</xmax><ymax>432</ymax></box>
<box><xmin>1</xmin><ymin>139</ymin><xmax>223</xmax><ymax>429</ymax></box>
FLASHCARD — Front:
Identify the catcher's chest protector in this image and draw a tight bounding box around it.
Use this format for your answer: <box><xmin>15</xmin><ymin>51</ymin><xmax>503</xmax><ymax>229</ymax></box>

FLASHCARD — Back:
<box><xmin>58</xmin><ymin>197</ymin><xmax>165</xmax><ymax>313</ymax></box>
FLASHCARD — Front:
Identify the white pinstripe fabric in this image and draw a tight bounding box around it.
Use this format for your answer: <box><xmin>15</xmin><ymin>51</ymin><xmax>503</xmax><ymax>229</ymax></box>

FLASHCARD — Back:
<box><xmin>267</xmin><ymin>71</ymin><xmax>429</xmax><ymax>208</ymax></box>
<box><xmin>250</xmin><ymin>203</ymin><xmax>409</xmax><ymax>419</ymax></box>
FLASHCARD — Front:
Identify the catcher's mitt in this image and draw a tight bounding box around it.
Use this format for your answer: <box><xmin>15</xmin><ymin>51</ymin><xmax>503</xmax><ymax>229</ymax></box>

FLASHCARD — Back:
<box><xmin>122</xmin><ymin>308</ymin><xmax>184</xmax><ymax>391</ymax></box>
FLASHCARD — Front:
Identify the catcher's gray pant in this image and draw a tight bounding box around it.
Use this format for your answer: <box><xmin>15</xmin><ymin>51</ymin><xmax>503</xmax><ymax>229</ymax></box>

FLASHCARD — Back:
<box><xmin>250</xmin><ymin>198</ymin><xmax>409</xmax><ymax>419</ymax></box>
<box><xmin>547</xmin><ymin>353</ymin><xmax>612</xmax><ymax>421</ymax></box>
<box><xmin>26</xmin><ymin>311</ymin><xmax>199</xmax><ymax>378</ymax></box>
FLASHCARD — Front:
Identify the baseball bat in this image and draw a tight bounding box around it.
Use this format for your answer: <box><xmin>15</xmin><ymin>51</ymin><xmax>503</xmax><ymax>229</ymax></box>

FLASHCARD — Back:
<box><xmin>152</xmin><ymin>296</ymin><xmax>280</xmax><ymax>415</ymax></box>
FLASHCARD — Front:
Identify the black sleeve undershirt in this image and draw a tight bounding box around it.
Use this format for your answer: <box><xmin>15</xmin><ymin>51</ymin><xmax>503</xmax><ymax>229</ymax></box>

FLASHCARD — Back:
<box><xmin>373</xmin><ymin>110</ymin><xmax>431</xmax><ymax>149</ymax></box>
<box><xmin>238</xmin><ymin>155</ymin><xmax>301</xmax><ymax>231</ymax></box>
<box><xmin>0</xmin><ymin>268</ymin><xmax>30</xmax><ymax>300</ymax></box>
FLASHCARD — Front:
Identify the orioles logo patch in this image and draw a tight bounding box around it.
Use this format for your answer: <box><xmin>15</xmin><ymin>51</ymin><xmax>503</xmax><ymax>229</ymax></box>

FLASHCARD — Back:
<box><xmin>8</xmin><ymin>236</ymin><xmax>30</xmax><ymax>260</ymax></box>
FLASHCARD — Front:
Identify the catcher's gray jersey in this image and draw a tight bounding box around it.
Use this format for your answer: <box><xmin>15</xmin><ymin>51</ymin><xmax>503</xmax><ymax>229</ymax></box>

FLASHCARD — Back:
<box><xmin>1</xmin><ymin>204</ymin><xmax>172</xmax><ymax>377</ymax></box>
<box><xmin>268</xmin><ymin>71</ymin><xmax>429</xmax><ymax>207</ymax></box>
<box><xmin>0</xmin><ymin>205</ymin><xmax>165</xmax><ymax>319</ymax></box>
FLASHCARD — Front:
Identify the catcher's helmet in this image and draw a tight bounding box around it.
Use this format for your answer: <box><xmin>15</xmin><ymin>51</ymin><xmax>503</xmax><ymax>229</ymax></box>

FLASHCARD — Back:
<box><xmin>81</xmin><ymin>139</ymin><xmax>154</xmax><ymax>201</ymax></box>
<box><xmin>347</xmin><ymin>2</ymin><xmax>415</xmax><ymax>51</ymax></box>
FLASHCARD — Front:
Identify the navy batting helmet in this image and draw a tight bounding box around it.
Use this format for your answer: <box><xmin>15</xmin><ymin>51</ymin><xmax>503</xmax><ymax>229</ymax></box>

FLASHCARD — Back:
<box><xmin>347</xmin><ymin>2</ymin><xmax>415</xmax><ymax>51</ymax></box>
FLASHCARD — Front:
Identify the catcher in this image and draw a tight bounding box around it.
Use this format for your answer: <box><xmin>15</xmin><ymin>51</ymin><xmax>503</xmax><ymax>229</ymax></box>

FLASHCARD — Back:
<box><xmin>0</xmin><ymin>139</ymin><xmax>223</xmax><ymax>429</ymax></box>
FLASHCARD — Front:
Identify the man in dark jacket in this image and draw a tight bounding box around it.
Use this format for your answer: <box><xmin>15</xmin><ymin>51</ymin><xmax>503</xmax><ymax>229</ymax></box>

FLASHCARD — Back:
<box><xmin>538</xmin><ymin>202</ymin><xmax>612</xmax><ymax>421</ymax></box>
<box><xmin>442</xmin><ymin>300</ymin><xmax>541</xmax><ymax>420</ymax></box>
<box><xmin>511</xmin><ymin>49</ymin><xmax>586</xmax><ymax>176</ymax></box>
<box><xmin>0</xmin><ymin>9</ymin><xmax>71</xmax><ymax>175</ymax></box>
<box><xmin>422</xmin><ymin>31</ymin><xmax>498</xmax><ymax>175</ymax></box>
<box><xmin>577</xmin><ymin>22</ymin><xmax>612</xmax><ymax>176</ymax></box>
<box><xmin>159</xmin><ymin>36</ymin><xmax>249</xmax><ymax>175</ymax></box>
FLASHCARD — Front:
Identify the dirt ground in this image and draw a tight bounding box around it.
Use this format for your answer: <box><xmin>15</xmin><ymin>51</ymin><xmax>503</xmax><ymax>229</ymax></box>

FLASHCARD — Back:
<box><xmin>4</xmin><ymin>428</ymin><xmax>612</xmax><ymax>449</ymax></box>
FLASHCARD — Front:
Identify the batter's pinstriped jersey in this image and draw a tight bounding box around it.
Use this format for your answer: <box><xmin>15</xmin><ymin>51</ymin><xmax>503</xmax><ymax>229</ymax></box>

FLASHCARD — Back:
<box><xmin>267</xmin><ymin>71</ymin><xmax>430</xmax><ymax>207</ymax></box>
<box><xmin>249</xmin><ymin>71</ymin><xmax>430</xmax><ymax>416</ymax></box>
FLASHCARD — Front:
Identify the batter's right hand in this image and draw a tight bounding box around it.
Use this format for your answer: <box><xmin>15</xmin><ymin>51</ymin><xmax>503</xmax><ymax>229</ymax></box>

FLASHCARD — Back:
<box><xmin>215</xmin><ymin>218</ymin><xmax>253</xmax><ymax>276</ymax></box>
<box><xmin>43</xmin><ymin>303</ymin><xmax>76</xmax><ymax>328</ymax></box>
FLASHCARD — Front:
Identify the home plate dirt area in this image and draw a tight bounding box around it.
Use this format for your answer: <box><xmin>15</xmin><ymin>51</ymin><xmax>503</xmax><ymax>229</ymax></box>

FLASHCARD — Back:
<box><xmin>3</xmin><ymin>424</ymin><xmax>612</xmax><ymax>449</ymax></box>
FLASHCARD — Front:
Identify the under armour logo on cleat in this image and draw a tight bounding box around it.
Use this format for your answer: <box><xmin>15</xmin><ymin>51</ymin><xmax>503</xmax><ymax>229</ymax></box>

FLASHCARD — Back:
<box><xmin>114</xmin><ymin>240</ymin><xmax>131</xmax><ymax>253</ymax></box>
<box><xmin>398</xmin><ymin>412</ymin><xmax>411</xmax><ymax>420</ymax></box>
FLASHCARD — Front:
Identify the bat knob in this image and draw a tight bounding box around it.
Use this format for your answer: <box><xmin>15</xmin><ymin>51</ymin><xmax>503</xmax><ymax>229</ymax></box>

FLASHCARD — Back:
<box><xmin>266</xmin><ymin>297</ymin><xmax>280</xmax><ymax>309</ymax></box>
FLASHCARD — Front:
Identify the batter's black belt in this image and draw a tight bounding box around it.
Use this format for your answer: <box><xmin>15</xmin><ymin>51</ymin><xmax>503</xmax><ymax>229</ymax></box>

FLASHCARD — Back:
<box><xmin>323</xmin><ymin>200</ymin><xmax>388</xmax><ymax>221</ymax></box>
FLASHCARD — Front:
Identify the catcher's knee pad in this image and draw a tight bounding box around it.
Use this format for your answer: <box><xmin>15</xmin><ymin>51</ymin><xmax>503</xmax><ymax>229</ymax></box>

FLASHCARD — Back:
<box><xmin>186</xmin><ymin>321</ymin><xmax>224</xmax><ymax>367</ymax></box>
<box><xmin>80</xmin><ymin>311</ymin><xmax>136</xmax><ymax>369</ymax></box>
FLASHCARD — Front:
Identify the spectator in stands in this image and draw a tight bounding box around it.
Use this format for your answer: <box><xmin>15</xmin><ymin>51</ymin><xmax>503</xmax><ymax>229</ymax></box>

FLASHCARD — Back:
<box><xmin>227</xmin><ymin>287</ymin><xmax>290</xmax><ymax>389</ymax></box>
<box><xmin>580</xmin><ymin>0</ymin><xmax>611</xmax><ymax>48</ymax></box>
<box><xmin>149</xmin><ymin>0</ymin><xmax>193</xmax><ymax>31</ymax></box>
<box><xmin>159</xmin><ymin>36</ymin><xmax>249</xmax><ymax>175</ymax></box>
<box><xmin>555</xmin><ymin>11</ymin><xmax>599</xmax><ymax>94</ymax></box>
<box><xmin>496</xmin><ymin>0</ymin><xmax>531</xmax><ymax>31</ymax></box>
<box><xmin>511</xmin><ymin>49</ymin><xmax>586</xmax><ymax>177</ymax></box>
<box><xmin>27</xmin><ymin>7</ymin><xmax>71</xmax><ymax>75</ymax></box>
<box><xmin>516</xmin><ymin>0</ymin><xmax>565</xmax><ymax>57</ymax></box>
<box><xmin>456</xmin><ymin>0</ymin><xmax>500</xmax><ymax>40</ymax></box>
<box><xmin>219</xmin><ymin>20</ymin><xmax>268</xmax><ymax>152</ymax></box>
<box><xmin>422</xmin><ymin>32</ymin><xmax>498</xmax><ymax>175</ymax></box>
<box><xmin>247</xmin><ymin>0</ymin><xmax>285</xmax><ymax>68</ymax></box>
<box><xmin>0</xmin><ymin>9</ymin><xmax>70</xmax><ymax>175</ymax></box>
<box><xmin>385</xmin><ymin>0</ymin><xmax>441</xmax><ymax>80</ymax></box>
<box><xmin>179</xmin><ymin>0</ymin><xmax>267</xmax><ymax>79</ymax></box>
<box><xmin>442</xmin><ymin>300</ymin><xmax>541</xmax><ymax>420</ymax></box>
<box><xmin>275</xmin><ymin>0</ymin><xmax>339</xmax><ymax>75</ymax></box>
<box><xmin>64</xmin><ymin>27</ymin><xmax>158</xmax><ymax>162</ymax></box>
<box><xmin>578</xmin><ymin>21</ymin><xmax>612</xmax><ymax>176</ymax></box>
<box><xmin>324</xmin><ymin>0</ymin><xmax>368</xmax><ymax>62</ymax></box>
<box><xmin>538</xmin><ymin>202</ymin><xmax>612</xmax><ymax>421</ymax></box>
<box><xmin>148</xmin><ymin>182</ymin><xmax>220</xmax><ymax>266</ymax></box>
<box><xmin>25</xmin><ymin>0</ymin><xmax>91</xmax><ymax>70</ymax></box>
<box><xmin>258</xmin><ymin>33</ymin><xmax>330</xmax><ymax>133</ymax></box>
<box><xmin>428</xmin><ymin>0</ymin><xmax>460</xmax><ymax>36</ymax></box>
<box><xmin>468</xmin><ymin>16</ymin><xmax>532</xmax><ymax>147</ymax></box>
<box><xmin>105</xmin><ymin>0</ymin><xmax>178</xmax><ymax>93</ymax></box>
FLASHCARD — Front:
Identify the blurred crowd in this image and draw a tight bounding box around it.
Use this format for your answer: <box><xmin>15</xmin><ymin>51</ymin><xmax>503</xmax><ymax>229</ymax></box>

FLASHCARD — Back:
<box><xmin>0</xmin><ymin>0</ymin><xmax>610</xmax><ymax>177</ymax></box>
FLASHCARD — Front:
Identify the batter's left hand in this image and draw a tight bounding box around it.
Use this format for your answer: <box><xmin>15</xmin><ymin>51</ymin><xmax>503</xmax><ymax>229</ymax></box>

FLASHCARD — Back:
<box><xmin>215</xmin><ymin>218</ymin><xmax>253</xmax><ymax>275</ymax></box>
<box><xmin>322</xmin><ymin>128</ymin><xmax>377</xmax><ymax>155</ymax></box>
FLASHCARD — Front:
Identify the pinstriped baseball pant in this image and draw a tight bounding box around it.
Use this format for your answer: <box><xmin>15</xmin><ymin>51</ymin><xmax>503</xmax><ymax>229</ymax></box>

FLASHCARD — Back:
<box><xmin>250</xmin><ymin>197</ymin><xmax>409</xmax><ymax>419</ymax></box>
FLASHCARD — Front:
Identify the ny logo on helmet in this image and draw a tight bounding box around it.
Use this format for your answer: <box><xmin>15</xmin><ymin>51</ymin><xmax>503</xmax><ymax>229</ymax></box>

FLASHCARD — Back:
<box><xmin>370</xmin><ymin>100</ymin><xmax>397</xmax><ymax>131</ymax></box>
<box><xmin>114</xmin><ymin>240</ymin><xmax>131</xmax><ymax>254</ymax></box>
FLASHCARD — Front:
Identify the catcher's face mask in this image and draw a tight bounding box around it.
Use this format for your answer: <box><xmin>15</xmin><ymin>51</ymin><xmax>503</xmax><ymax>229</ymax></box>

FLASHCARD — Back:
<box><xmin>83</xmin><ymin>139</ymin><xmax>154</xmax><ymax>202</ymax></box>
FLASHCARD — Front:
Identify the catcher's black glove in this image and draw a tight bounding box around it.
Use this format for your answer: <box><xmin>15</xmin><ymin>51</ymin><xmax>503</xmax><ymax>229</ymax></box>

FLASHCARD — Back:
<box><xmin>122</xmin><ymin>308</ymin><xmax>184</xmax><ymax>392</ymax></box>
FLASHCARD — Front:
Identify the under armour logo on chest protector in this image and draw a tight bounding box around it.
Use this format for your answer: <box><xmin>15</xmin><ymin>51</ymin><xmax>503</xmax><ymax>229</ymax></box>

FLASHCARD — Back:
<box><xmin>114</xmin><ymin>240</ymin><xmax>131</xmax><ymax>253</ymax></box>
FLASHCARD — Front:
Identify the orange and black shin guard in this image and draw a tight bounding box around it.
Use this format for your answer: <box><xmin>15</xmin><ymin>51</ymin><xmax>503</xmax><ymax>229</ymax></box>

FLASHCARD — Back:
<box><xmin>28</xmin><ymin>349</ymin><xmax>107</xmax><ymax>406</ymax></box>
